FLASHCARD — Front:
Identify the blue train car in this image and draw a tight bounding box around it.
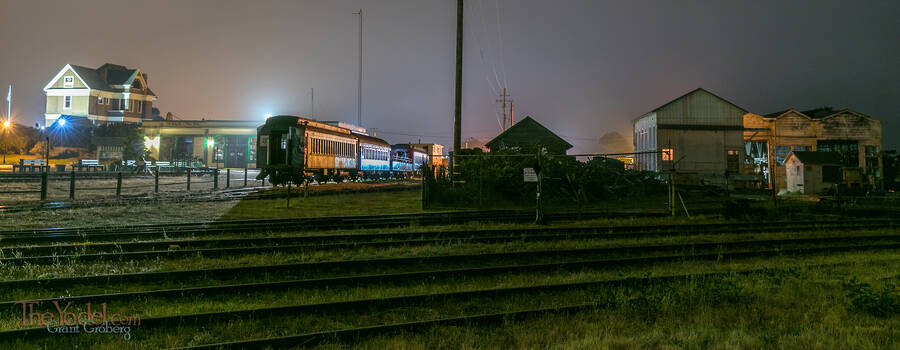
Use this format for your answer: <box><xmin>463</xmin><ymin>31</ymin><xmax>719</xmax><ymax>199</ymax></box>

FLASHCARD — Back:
<box><xmin>357</xmin><ymin>133</ymin><xmax>391</xmax><ymax>178</ymax></box>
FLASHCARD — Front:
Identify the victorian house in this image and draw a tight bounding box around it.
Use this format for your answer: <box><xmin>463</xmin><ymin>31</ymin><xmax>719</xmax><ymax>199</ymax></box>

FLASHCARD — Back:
<box><xmin>43</xmin><ymin>63</ymin><xmax>157</xmax><ymax>125</ymax></box>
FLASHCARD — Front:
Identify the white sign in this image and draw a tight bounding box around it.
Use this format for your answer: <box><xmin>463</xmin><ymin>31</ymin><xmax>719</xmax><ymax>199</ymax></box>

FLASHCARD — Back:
<box><xmin>523</xmin><ymin>168</ymin><xmax>538</xmax><ymax>182</ymax></box>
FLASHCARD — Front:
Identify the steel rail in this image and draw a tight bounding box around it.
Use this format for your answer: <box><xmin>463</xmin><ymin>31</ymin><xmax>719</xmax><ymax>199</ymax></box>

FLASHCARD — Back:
<box><xmin>0</xmin><ymin>210</ymin><xmax>596</xmax><ymax>238</ymax></box>
<box><xmin>2</xmin><ymin>241</ymin><xmax>898</xmax><ymax>308</ymax></box>
<box><xmin>0</xmin><ymin>258</ymin><xmax>884</xmax><ymax>341</ymax></box>
<box><xmin>1</xmin><ymin>234</ymin><xmax>898</xmax><ymax>292</ymax></box>
<box><xmin>2</xmin><ymin>214</ymin><xmax>896</xmax><ymax>247</ymax></box>
<box><xmin>2</xmin><ymin>220</ymin><xmax>895</xmax><ymax>256</ymax></box>
<box><xmin>4</xmin><ymin>231</ymin><xmax>900</xmax><ymax>266</ymax></box>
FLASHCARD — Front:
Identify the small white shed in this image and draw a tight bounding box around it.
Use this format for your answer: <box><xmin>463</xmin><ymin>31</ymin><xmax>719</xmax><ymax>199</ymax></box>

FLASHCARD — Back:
<box><xmin>785</xmin><ymin>151</ymin><xmax>843</xmax><ymax>194</ymax></box>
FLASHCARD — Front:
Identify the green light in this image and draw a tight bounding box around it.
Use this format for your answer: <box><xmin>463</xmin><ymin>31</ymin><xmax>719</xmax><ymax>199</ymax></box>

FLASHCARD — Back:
<box><xmin>206</xmin><ymin>138</ymin><xmax>214</xmax><ymax>147</ymax></box>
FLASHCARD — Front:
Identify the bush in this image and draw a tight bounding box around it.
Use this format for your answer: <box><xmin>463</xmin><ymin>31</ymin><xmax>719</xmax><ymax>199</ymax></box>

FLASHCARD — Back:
<box><xmin>425</xmin><ymin>148</ymin><xmax>665</xmax><ymax>208</ymax></box>
<box><xmin>842</xmin><ymin>277</ymin><xmax>900</xmax><ymax>318</ymax></box>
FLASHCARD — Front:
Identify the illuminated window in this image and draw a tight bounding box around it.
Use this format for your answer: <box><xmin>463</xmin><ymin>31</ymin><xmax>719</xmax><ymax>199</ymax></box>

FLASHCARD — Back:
<box><xmin>64</xmin><ymin>96</ymin><xmax>72</xmax><ymax>109</ymax></box>
<box><xmin>63</xmin><ymin>76</ymin><xmax>74</xmax><ymax>88</ymax></box>
<box><xmin>661</xmin><ymin>148</ymin><xmax>673</xmax><ymax>161</ymax></box>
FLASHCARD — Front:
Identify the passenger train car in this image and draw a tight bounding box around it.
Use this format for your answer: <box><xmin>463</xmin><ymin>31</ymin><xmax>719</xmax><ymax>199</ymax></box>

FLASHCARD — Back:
<box><xmin>256</xmin><ymin>115</ymin><xmax>424</xmax><ymax>182</ymax></box>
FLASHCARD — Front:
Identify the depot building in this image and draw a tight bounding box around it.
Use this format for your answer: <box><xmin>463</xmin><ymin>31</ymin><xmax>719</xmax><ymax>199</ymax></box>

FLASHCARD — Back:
<box><xmin>141</xmin><ymin>120</ymin><xmax>260</xmax><ymax>168</ymax></box>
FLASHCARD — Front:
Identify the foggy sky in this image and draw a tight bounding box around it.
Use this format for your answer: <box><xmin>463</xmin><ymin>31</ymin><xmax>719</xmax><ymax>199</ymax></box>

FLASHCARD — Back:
<box><xmin>2</xmin><ymin>0</ymin><xmax>898</xmax><ymax>152</ymax></box>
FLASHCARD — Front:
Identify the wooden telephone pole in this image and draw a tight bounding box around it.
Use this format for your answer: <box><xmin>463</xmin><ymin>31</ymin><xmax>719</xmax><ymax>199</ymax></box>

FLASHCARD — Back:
<box><xmin>453</xmin><ymin>0</ymin><xmax>463</xmax><ymax>156</ymax></box>
<box><xmin>496</xmin><ymin>88</ymin><xmax>514</xmax><ymax>130</ymax></box>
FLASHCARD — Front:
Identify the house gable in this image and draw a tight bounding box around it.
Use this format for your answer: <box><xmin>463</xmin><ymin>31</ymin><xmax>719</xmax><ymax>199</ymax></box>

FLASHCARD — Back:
<box><xmin>45</xmin><ymin>65</ymin><xmax>89</xmax><ymax>90</ymax></box>
<box><xmin>648</xmin><ymin>88</ymin><xmax>747</xmax><ymax>127</ymax></box>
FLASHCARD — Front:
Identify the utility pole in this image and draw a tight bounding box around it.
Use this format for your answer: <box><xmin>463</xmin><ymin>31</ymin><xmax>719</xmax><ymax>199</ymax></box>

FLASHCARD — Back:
<box><xmin>453</xmin><ymin>0</ymin><xmax>463</xmax><ymax>157</ymax></box>
<box><xmin>495</xmin><ymin>88</ymin><xmax>513</xmax><ymax>130</ymax></box>
<box><xmin>353</xmin><ymin>9</ymin><xmax>364</xmax><ymax>127</ymax></box>
<box><xmin>310</xmin><ymin>88</ymin><xmax>315</xmax><ymax>119</ymax></box>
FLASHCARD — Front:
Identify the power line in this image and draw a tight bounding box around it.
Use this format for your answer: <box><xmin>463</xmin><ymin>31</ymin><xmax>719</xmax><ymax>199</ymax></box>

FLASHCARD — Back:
<box><xmin>494</xmin><ymin>0</ymin><xmax>508</xmax><ymax>89</ymax></box>
<box><xmin>375</xmin><ymin>130</ymin><xmax>450</xmax><ymax>139</ymax></box>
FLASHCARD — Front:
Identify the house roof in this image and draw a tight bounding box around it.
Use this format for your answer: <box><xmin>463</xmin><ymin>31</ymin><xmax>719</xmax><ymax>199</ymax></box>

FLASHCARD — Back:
<box><xmin>45</xmin><ymin>63</ymin><xmax>156</xmax><ymax>97</ymax></box>
<box><xmin>635</xmin><ymin>88</ymin><xmax>748</xmax><ymax>122</ymax></box>
<box><xmin>69</xmin><ymin>64</ymin><xmax>109</xmax><ymax>90</ymax></box>
<box><xmin>762</xmin><ymin>107</ymin><xmax>853</xmax><ymax>120</ymax></box>
<box><xmin>106</xmin><ymin>69</ymin><xmax>139</xmax><ymax>85</ymax></box>
<box><xmin>485</xmin><ymin>116</ymin><xmax>573</xmax><ymax>152</ymax></box>
<box><xmin>788</xmin><ymin>151</ymin><xmax>843</xmax><ymax>165</ymax></box>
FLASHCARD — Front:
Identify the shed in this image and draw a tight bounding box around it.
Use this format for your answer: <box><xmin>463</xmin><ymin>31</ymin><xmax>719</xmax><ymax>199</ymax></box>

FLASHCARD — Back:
<box><xmin>785</xmin><ymin>151</ymin><xmax>843</xmax><ymax>194</ymax></box>
<box><xmin>485</xmin><ymin>116</ymin><xmax>573</xmax><ymax>154</ymax></box>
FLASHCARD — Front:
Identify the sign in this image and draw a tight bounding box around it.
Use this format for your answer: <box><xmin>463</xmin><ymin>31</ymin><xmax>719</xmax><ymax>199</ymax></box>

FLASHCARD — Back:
<box><xmin>523</xmin><ymin>168</ymin><xmax>537</xmax><ymax>182</ymax></box>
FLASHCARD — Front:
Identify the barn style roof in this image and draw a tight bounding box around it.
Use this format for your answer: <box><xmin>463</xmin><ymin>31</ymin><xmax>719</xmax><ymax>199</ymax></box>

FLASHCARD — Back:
<box><xmin>485</xmin><ymin>116</ymin><xmax>573</xmax><ymax>154</ymax></box>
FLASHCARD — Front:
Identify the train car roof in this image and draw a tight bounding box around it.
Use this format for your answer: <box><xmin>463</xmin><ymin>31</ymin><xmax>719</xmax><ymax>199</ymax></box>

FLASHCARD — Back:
<box><xmin>355</xmin><ymin>133</ymin><xmax>391</xmax><ymax>147</ymax></box>
<box><xmin>391</xmin><ymin>144</ymin><xmax>427</xmax><ymax>153</ymax></box>
<box><xmin>261</xmin><ymin>115</ymin><xmax>352</xmax><ymax>135</ymax></box>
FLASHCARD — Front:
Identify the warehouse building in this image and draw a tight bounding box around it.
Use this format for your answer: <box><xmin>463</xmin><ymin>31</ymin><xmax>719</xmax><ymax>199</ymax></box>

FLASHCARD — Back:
<box><xmin>632</xmin><ymin>88</ymin><xmax>747</xmax><ymax>186</ymax></box>
<box><xmin>744</xmin><ymin>107</ymin><xmax>883</xmax><ymax>192</ymax></box>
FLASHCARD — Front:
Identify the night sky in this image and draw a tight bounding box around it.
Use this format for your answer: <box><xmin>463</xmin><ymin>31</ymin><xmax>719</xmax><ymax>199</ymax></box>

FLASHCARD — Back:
<box><xmin>1</xmin><ymin>0</ymin><xmax>898</xmax><ymax>152</ymax></box>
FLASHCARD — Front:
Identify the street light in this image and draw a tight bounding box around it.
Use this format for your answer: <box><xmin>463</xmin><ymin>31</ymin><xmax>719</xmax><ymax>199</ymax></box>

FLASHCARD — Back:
<box><xmin>58</xmin><ymin>118</ymin><xmax>67</xmax><ymax>127</ymax></box>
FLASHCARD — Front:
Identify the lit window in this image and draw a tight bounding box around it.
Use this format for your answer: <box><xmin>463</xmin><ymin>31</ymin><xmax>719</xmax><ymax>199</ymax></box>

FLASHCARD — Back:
<box><xmin>661</xmin><ymin>148</ymin><xmax>673</xmax><ymax>161</ymax></box>
<box><xmin>98</xmin><ymin>96</ymin><xmax>103</xmax><ymax>103</ymax></box>
<box><xmin>64</xmin><ymin>96</ymin><xmax>72</xmax><ymax>109</ymax></box>
<box><xmin>63</xmin><ymin>76</ymin><xmax>74</xmax><ymax>88</ymax></box>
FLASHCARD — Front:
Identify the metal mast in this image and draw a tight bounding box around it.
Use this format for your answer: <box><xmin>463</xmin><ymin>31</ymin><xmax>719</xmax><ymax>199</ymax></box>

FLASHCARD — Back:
<box><xmin>354</xmin><ymin>9</ymin><xmax>364</xmax><ymax>126</ymax></box>
<box><xmin>453</xmin><ymin>0</ymin><xmax>463</xmax><ymax>156</ymax></box>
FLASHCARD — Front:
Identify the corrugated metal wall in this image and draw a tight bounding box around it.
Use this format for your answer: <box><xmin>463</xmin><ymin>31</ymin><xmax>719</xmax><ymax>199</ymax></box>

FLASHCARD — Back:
<box><xmin>657</xmin><ymin>90</ymin><xmax>744</xmax><ymax>126</ymax></box>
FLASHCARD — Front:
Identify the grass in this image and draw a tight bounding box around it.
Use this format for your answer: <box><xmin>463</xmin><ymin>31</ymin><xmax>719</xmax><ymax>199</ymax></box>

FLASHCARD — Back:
<box><xmin>1</xmin><ymin>203</ymin><xmax>898</xmax><ymax>348</ymax></box>
<box><xmin>3</xmin><ymin>226</ymin><xmax>893</xmax><ymax>284</ymax></box>
<box><xmin>221</xmin><ymin>189</ymin><xmax>425</xmax><ymax>220</ymax></box>
<box><xmin>3</xmin><ymin>254</ymin><xmax>898</xmax><ymax>349</ymax></box>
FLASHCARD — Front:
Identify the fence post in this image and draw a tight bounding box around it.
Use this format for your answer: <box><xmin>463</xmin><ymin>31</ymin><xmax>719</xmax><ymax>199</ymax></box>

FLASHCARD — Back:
<box><xmin>40</xmin><ymin>171</ymin><xmax>48</xmax><ymax>201</ymax></box>
<box><xmin>187</xmin><ymin>169</ymin><xmax>192</xmax><ymax>191</ymax></box>
<box><xmin>69</xmin><ymin>170</ymin><xmax>75</xmax><ymax>200</ymax></box>
<box><xmin>116</xmin><ymin>172</ymin><xmax>122</xmax><ymax>196</ymax></box>
<box><xmin>154</xmin><ymin>167</ymin><xmax>159</xmax><ymax>193</ymax></box>
<box><xmin>244</xmin><ymin>168</ymin><xmax>248</xmax><ymax>187</ymax></box>
<box><xmin>226</xmin><ymin>169</ymin><xmax>230</xmax><ymax>188</ymax></box>
<box><xmin>214</xmin><ymin>169</ymin><xmax>219</xmax><ymax>189</ymax></box>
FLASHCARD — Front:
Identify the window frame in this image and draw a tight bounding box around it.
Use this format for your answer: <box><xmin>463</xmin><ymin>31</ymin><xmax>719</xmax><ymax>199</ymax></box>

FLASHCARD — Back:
<box><xmin>661</xmin><ymin>148</ymin><xmax>673</xmax><ymax>162</ymax></box>
<box><xmin>63</xmin><ymin>76</ymin><xmax>74</xmax><ymax>88</ymax></box>
<box><xmin>64</xmin><ymin>96</ymin><xmax>72</xmax><ymax>109</ymax></box>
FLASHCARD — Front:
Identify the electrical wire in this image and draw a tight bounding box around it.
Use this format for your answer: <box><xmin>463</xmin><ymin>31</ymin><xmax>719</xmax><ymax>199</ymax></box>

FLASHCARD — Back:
<box><xmin>494</xmin><ymin>0</ymin><xmax>509</xmax><ymax>89</ymax></box>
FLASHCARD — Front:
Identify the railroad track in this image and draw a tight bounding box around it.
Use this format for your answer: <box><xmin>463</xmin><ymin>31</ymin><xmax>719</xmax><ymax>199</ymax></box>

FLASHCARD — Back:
<box><xmin>1</xmin><ymin>253</ymin><xmax>892</xmax><ymax>341</ymax></box>
<box><xmin>2</xmin><ymin>232</ymin><xmax>897</xmax><ymax>293</ymax></box>
<box><xmin>1</xmin><ymin>211</ymin><xmax>895</xmax><ymax>246</ymax></box>
<box><xmin>4</xmin><ymin>228</ymin><xmax>900</xmax><ymax>266</ymax></box>
<box><xmin>2</xmin><ymin>219</ymin><xmax>897</xmax><ymax>256</ymax></box>
<box><xmin>0</xmin><ymin>210</ymin><xmax>623</xmax><ymax>241</ymax></box>
<box><xmin>2</xmin><ymin>239</ymin><xmax>898</xmax><ymax>309</ymax></box>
